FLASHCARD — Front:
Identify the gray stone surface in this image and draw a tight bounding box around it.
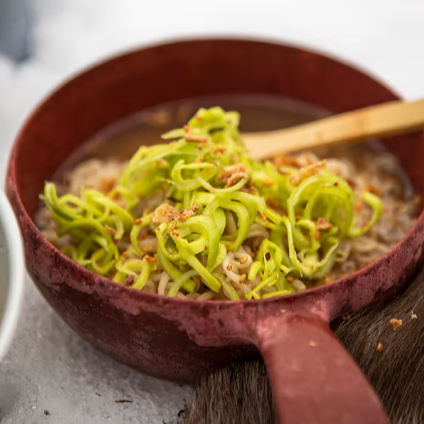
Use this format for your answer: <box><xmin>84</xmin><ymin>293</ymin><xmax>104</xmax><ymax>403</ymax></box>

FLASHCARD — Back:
<box><xmin>0</xmin><ymin>275</ymin><xmax>191</xmax><ymax>424</ymax></box>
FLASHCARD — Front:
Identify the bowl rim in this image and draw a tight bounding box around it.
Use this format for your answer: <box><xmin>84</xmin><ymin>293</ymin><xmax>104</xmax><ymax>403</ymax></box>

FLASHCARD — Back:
<box><xmin>0</xmin><ymin>190</ymin><xmax>24</xmax><ymax>361</ymax></box>
<box><xmin>7</xmin><ymin>38</ymin><xmax>422</xmax><ymax>315</ymax></box>
<box><xmin>33</xmin><ymin>34</ymin><xmax>406</xmax><ymax>106</ymax></box>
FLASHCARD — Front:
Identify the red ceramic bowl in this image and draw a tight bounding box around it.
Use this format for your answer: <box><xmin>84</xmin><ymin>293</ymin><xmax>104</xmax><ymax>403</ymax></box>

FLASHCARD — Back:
<box><xmin>7</xmin><ymin>39</ymin><xmax>424</xmax><ymax>424</ymax></box>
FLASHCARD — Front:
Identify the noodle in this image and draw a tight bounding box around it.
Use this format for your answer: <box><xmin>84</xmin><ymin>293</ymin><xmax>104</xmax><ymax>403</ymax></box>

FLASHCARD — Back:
<box><xmin>158</xmin><ymin>272</ymin><xmax>170</xmax><ymax>296</ymax></box>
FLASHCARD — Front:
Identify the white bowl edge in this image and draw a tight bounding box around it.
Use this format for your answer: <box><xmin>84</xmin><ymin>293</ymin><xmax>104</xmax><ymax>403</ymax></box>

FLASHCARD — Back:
<box><xmin>0</xmin><ymin>190</ymin><xmax>24</xmax><ymax>361</ymax></box>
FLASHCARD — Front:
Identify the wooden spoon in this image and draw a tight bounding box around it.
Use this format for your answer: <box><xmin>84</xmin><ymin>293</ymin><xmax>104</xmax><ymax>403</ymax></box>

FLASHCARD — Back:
<box><xmin>243</xmin><ymin>98</ymin><xmax>424</xmax><ymax>160</ymax></box>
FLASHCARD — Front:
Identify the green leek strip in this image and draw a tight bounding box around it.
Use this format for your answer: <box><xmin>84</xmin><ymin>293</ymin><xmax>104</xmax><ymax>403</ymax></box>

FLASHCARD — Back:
<box><xmin>161</xmin><ymin>128</ymin><xmax>185</xmax><ymax>140</ymax></box>
<box><xmin>248</xmin><ymin>262</ymin><xmax>263</xmax><ymax>281</ymax></box>
<box><xmin>246</xmin><ymin>274</ymin><xmax>278</xmax><ymax>300</ymax></box>
<box><xmin>108</xmin><ymin>186</ymin><xmax>139</xmax><ymax>211</ymax></box>
<box><xmin>282</xmin><ymin>216</ymin><xmax>316</xmax><ymax>277</ymax></box>
<box><xmin>348</xmin><ymin>192</ymin><xmax>382</xmax><ymax>238</ymax></box>
<box><xmin>219</xmin><ymin>201</ymin><xmax>250</xmax><ymax>251</ymax></box>
<box><xmin>112</xmin><ymin>271</ymin><xmax>127</xmax><ymax>283</ymax></box>
<box><xmin>195</xmin><ymin>172</ymin><xmax>250</xmax><ymax>194</ymax></box>
<box><xmin>157</xmin><ymin>244</ymin><xmax>196</xmax><ymax>293</ymax></box>
<box><xmin>132</xmin><ymin>261</ymin><xmax>156</xmax><ymax>290</ymax></box>
<box><xmin>167</xmin><ymin>270</ymin><xmax>198</xmax><ymax>297</ymax></box>
<box><xmin>214</xmin><ymin>273</ymin><xmax>239</xmax><ymax>300</ymax></box>
<box><xmin>130</xmin><ymin>214</ymin><xmax>153</xmax><ymax>256</ymax></box>
<box><xmin>46</xmin><ymin>207</ymin><xmax>79</xmax><ymax>233</ymax></box>
<box><xmin>263</xmin><ymin>207</ymin><xmax>282</xmax><ymax>225</ymax></box>
<box><xmin>58</xmin><ymin>194</ymin><xmax>103</xmax><ymax>218</ymax></box>
<box><xmin>91</xmin><ymin>248</ymin><xmax>116</xmax><ymax>275</ymax></box>
<box><xmin>252</xmin><ymin>240</ymin><xmax>284</xmax><ymax>277</ymax></box>
<box><xmin>210</xmin><ymin>242</ymin><xmax>227</xmax><ymax>270</ymax></box>
<box><xmin>61</xmin><ymin>246</ymin><xmax>78</xmax><ymax>261</ymax></box>
<box><xmin>204</xmin><ymin>199</ymin><xmax>250</xmax><ymax>252</ymax></box>
<box><xmin>276</xmin><ymin>273</ymin><xmax>294</xmax><ymax>292</ymax></box>
<box><xmin>171</xmin><ymin>159</ymin><xmax>217</xmax><ymax>191</ymax></box>
<box><xmin>214</xmin><ymin>192</ymin><xmax>258</xmax><ymax>222</ymax></box>
<box><xmin>85</xmin><ymin>190</ymin><xmax>134</xmax><ymax>230</ymax></box>
<box><xmin>296</xmin><ymin>219</ymin><xmax>320</xmax><ymax>253</ymax></box>
<box><xmin>324</xmin><ymin>202</ymin><xmax>336</xmax><ymax>221</ymax></box>
<box><xmin>216</xmin><ymin>191</ymin><xmax>266</xmax><ymax>213</ymax></box>
<box><xmin>177</xmin><ymin>215</ymin><xmax>221</xmax><ymax>269</ymax></box>
<box><xmin>270</xmin><ymin>229</ymin><xmax>292</xmax><ymax>268</ymax></box>
<box><xmin>185</xmin><ymin>235</ymin><xmax>208</xmax><ymax>255</ymax></box>
<box><xmin>92</xmin><ymin>234</ymin><xmax>119</xmax><ymax>261</ymax></box>
<box><xmin>280</xmin><ymin>265</ymin><xmax>294</xmax><ymax>275</ymax></box>
<box><xmin>156</xmin><ymin>224</ymin><xmax>181</xmax><ymax>262</ymax></box>
<box><xmin>318</xmin><ymin>188</ymin><xmax>353</xmax><ymax>238</ymax></box>
<box><xmin>132</xmin><ymin>172</ymin><xmax>167</xmax><ymax>197</ymax></box>
<box><xmin>213</xmin><ymin>208</ymin><xmax>227</xmax><ymax>236</ymax></box>
<box><xmin>263</xmin><ymin>290</ymin><xmax>292</xmax><ymax>299</ymax></box>
<box><xmin>202</xmin><ymin>198</ymin><xmax>221</xmax><ymax>216</ymax></box>
<box><xmin>303</xmin><ymin>190</ymin><xmax>320</xmax><ymax>220</ymax></box>
<box><xmin>287</xmin><ymin>178</ymin><xmax>353</xmax><ymax>248</ymax></box>
<box><xmin>287</xmin><ymin>177</ymin><xmax>324</xmax><ymax>220</ymax></box>
<box><xmin>73</xmin><ymin>231</ymin><xmax>119</xmax><ymax>270</ymax></box>
<box><xmin>113</xmin><ymin>249</ymin><xmax>149</xmax><ymax>283</ymax></box>
<box><xmin>43</xmin><ymin>183</ymin><xmax>81</xmax><ymax>222</ymax></box>
<box><xmin>192</xmin><ymin>191</ymin><xmax>215</xmax><ymax>205</ymax></box>
<box><xmin>58</xmin><ymin>218</ymin><xmax>112</xmax><ymax>240</ymax></box>
<box><xmin>173</xmin><ymin>238</ymin><xmax>221</xmax><ymax>292</ymax></box>
<box><xmin>120</xmin><ymin>139</ymin><xmax>185</xmax><ymax>186</ymax></box>
<box><xmin>183</xmin><ymin>191</ymin><xmax>191</xmax><ymax>210</ymax></box>
<box><xmin>254</xmin><ymin>217</ymin><xmax>281</xmax><ymax>231</ymax></box>
<box><xmin>75</xmin><ymin>238</ymin><xmax>96</xmax><ymax>266</ymax></box>
<box><xmin>106</xmin><ymin>216</ymin><xmax>125</xmax><ymax>241</ymax></box>
<box><xmin>310</xmin><ymin>242</ymin><xmax>339</xmax><ymax>279</ymax></box>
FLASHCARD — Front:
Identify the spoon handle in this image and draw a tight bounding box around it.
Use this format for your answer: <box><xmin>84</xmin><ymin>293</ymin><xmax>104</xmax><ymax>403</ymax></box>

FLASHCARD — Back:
<box><xmin>244</xmin><ymin>98</ymin><xmax>424</xmax><ymax>160</ymax></box>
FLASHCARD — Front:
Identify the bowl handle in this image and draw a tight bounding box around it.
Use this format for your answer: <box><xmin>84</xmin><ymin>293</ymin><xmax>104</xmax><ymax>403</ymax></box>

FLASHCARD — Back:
<box><xmin>255</xmin><ymin>313</ymin><xmax>387</xmax><ymax>424</ymax></box>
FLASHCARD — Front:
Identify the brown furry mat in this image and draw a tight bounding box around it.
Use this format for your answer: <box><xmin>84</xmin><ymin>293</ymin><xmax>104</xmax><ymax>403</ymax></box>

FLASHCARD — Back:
<box><xmin>180</xmin><ymin>267</ymin><xmax>424</xmax><ymax>424</ymax></box>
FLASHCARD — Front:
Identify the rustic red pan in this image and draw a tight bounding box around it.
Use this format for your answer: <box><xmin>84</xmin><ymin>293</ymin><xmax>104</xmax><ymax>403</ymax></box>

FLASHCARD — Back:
<box><xmin>7</xmin><ymin>39</ymin><xmax>424</xmax><ymax>424</ymax></box>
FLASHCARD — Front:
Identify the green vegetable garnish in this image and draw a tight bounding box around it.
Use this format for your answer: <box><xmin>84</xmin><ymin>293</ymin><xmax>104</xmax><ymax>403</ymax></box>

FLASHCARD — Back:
<box><xmin>41</xmin><ymin>106</ymin><xmax>382</xmax><ymax>300</ymax></box>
